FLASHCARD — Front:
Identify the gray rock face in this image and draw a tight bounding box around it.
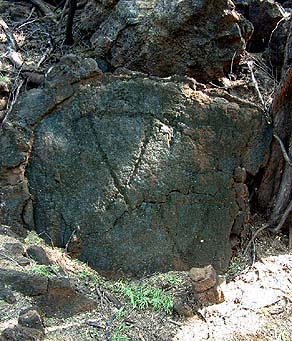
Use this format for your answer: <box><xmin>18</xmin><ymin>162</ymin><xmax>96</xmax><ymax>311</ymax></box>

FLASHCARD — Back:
<box><xmin>85</xmin><ymin>0</ymin><xmax>253</xmax><ymax>82</ymax></box>
<box><xmin>0</xmin><ymin>56</ymin><xmax>271</xmax><ymax>275</ymax></box>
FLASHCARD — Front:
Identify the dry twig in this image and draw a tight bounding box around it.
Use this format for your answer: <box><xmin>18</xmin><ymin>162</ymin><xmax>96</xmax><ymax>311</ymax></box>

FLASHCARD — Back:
<box><xmin>243</xmin><ymin>224</ymin><xmax>269</xmax><ymax>256</ymax></box>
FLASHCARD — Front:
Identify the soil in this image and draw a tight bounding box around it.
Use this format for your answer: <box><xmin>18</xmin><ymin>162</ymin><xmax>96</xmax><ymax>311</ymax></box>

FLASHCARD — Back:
<box><xmin>0</xmin><ymin>1</ymin><xmax>291</xmax><ymax>340</ymax></box>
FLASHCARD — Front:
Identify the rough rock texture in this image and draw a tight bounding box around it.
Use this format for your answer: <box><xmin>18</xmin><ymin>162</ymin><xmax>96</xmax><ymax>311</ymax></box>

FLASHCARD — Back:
<box><xmin>0</xmin><ymin>56</ymin><xmax>271</xmax><ymax>275</ymax></box>
<box><xmin>234</xmin><ymin>0</ymin><xmax>285</xmax><ymax>52</ymax></box>
<box><xmin>263</xmin><ymin>16</ymin><xmax>290</xmax><ymax>80</ymax></box>
<box><xmin>85</xmin><ymin>0</ymin><xmax>253</xmax><ymax>82</ymax></box>
<box><xmin>190</xmin><ymin>265</ymin><xmax>225</xmax><ymax>304</ymax></box>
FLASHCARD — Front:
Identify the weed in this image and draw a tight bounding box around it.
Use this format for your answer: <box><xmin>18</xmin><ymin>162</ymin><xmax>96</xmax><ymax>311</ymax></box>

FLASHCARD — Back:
<box><xmin>113</xmin><ymin>322</ymin><xmax>130</xmax><ymax>341</ymax></box>
<box><xmin>24</xmin><ymin>231</ymin><xmax>44</xmax><ymax>245</ymax></box>
<box><xmin>75</xmin><ymin>268</ymin><xmax>99</xmax><ymax>285</ymax></box>
<box><xmin>120</xmin><ymin>284</ymin><xmax>173</xmax><ymax>313</ymax></box>
<box><xmin>29</xmin><ymin>264</ymin><xmax>60</xmax><ymax>278</ymax></box>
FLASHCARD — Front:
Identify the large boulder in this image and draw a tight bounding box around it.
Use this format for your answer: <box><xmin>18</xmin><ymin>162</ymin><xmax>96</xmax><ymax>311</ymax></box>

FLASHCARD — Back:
<box><xmin>0</xmin><ymin>56</ymin><xmax>271</xmax><ymax>275</ymax></box>
<box><xmin>85</xmin><ymin>0</ymin><xmax>253</xmax><ymax>82</ymax></box>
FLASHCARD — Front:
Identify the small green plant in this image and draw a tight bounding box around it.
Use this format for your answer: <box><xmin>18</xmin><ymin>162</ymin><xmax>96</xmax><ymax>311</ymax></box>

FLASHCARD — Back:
<box><xmin>120</xmin><ymin>284</ymin><xmax>173</xmax><ymax>313</ymax></box>
<box><xmin>24</xmin><ymin>231</ymin><xmax>44</xmax><ymax>245</ymax></box>
<box><xmin>29</xmin><ymin>264</ymin><xmax>60</xmax><ymax>278</ymax></box>
<box><xmin>76</xmin><ymin>268</ymin><xmax>99</xmax><ymax>285</ymax></box>
<box><xmin>113</xmin><ymin>323</ymin><xmax>130</xmax><ymax>341</ymax></box>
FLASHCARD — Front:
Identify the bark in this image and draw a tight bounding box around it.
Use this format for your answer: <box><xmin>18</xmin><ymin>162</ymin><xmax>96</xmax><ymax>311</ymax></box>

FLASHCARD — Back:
<box><xmin>257</xmin><ymin>65</ymin><xmax>292</xmax><ymax>231</ymax></box>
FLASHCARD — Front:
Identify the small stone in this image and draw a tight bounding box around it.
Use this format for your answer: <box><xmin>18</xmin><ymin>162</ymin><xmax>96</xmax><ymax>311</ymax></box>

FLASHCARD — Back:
<box><xmin>194</xmin><ymin>286</ymin><xmax>225</xmax><ymax>305</ymax></box>
<box><xmin>173</xmin><ymin>301</ymin><xmax>193</xmax><ymax>317</ymax></box>
<box><xmin>0</xmin><ymin>288</ymin><xmax>17</xmax><ymax>304</ymax></box>
<box><xmin>26</xmin><ymin>245</ymin><xmax>52</xmax><ymax>265</ymax></box>
<box><xmin>1</xmin><ymin>326</ymin><xmax>43</xmax><ymax>341</ymax></box>
<box><xmin>17</xmin><ymin>257</ymin><xmax>31</xmax><ymax>266</ymax></box>
<box><xmin>233</xmin><ymin>167</ymin><xmax>246</xmax><ymax>183</ymax></box>
<box><xmin>18</xmin><ymin>309</ymin><xmax>45</xmax><ymax>333</ymax></box>
<box><xmin>4</xmin><ymin>242</ymin><xmax>25</xmax><ymax>256</ymax></box>
<box><xmin>189</xmin><ymin>265</ymin><xmax>217</xmax><ymax>293</ymax></box>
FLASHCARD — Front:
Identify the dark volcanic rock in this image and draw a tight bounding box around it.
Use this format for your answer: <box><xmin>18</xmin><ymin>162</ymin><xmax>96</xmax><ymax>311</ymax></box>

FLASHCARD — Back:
<box><xmin>0</xmin><ymin>326</ymin><xmax>43</xmax><ymax>341</ymax></box>
<box><xmin>18</xmin><ymin>309</ymin><xmax>45</xmax><ymax>333</ymax></box>
<box><xmin>237</xmin><ymin>0</ymin><xmax>285</xmax><ymax>52</ymax></box>
<box><xmin>87</xmin><ymin>0</ymin><xmax>253</xmax><ymax>82</ymax></box>
<box><xmin>0</xmin><ymin>56</ymin><xmax>271</xmax><ymax>275</ymax></box>
<box><xmin>26</xmin><ymin>245</ymin><xmax>52</xmax><ymax>265</ymax></box>
<box><xmin>263</xmin><ymin>16</ymin><xmax>290</xmax><ymax>80</ymax></box>
<box><xmin>0</xmin><ymin>269</ymin><xmax>48</xmax><ymax>296</ymax></box>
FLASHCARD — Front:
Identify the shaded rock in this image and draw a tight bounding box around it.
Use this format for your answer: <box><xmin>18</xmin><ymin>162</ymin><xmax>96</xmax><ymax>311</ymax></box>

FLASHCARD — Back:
<box><xmin>17</xmin><ymin>257</ymin><xmax>31</xmax><ymax>266</ymax></box>
<box><xmin>0</xmin><ymin>287</ymin><xmax>17</xmax><ymax>304</ymax></box>
<box><xmin>263</xmin><ymin>15</ymin><xmax>290</xmax><ymax>80</ymax></box>
<box><xmin>36</xmin><ymin>276</ymin><xmax>97</xmax><ymax>317</ymax></box>
<box><xmin>246</xmin><ymin>0</ymin><xmax>285</xmax><ymax>52</ymax></box>
<box><xmin>190</xmin><ymin>265</ymin><xmax>217</xmax><ymax>293</ymax></box>
<box><xmin>0</xmin><ymin>269</ymin><xmax>48</xmax><ymax>296</ymax></box>
<box><xmin>88</xmin><ymin>0</ymin><xmax>253</xmax><ymax>82</ymax></box>
<box><xmin>26</xmin><ymin>245</ymin><xmax>52</xmax><ymax>265</ymax></box>
<box><xmin>173</xmin><ymin>301</ymin><xmax>193</xmax><ymax>317</ymax></box>
<box><xmin>4</xmin><ymin>242</ymin><xmax>25</xmax><ymax>256</ymax></box>
<box><xmin>0</xmin><ymin>56</ymin><xmax>271</xmax><ymax>275</ymax></box>
<box><xmin>0</xmin><ymin>326</ymin><xmax>43</xmax><ymax>341</ymax></box>
<box><xmin>18</xmin><ymin>309</ymin><xmax>45</xmax><ymax>333</ymax></box>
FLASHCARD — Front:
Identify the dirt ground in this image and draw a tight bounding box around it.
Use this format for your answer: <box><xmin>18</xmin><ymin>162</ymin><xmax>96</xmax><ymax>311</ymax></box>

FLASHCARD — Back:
<box><xmin>0</xmin><ymin>1</ymin><xmax>291</xmax><ymax>340</ymax></box>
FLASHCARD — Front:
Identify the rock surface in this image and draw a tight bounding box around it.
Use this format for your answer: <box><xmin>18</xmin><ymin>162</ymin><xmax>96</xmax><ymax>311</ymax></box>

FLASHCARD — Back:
<box><xmin>85</xmin><ymin>0</ymin><xmax>253</xmax><ymax>82</ymax></box>
<box><xmin>0</xmin><ymin>55</ymin><xmax>271</xmax><ymax>275</ymax></box>
<box><xmin>190</xmin><ymin>265</ymin><xmax>225</xmax><ymax>304</ymax></box>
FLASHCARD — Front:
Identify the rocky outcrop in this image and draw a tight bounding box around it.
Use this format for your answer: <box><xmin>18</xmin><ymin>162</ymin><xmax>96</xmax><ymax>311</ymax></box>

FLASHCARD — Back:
<box><xmin>234</xmin><ymin>0</ymin><xmax>285</xmax><ymax>52</ymax></box>
<box><xmin>83</xmin><ymin>0</ymin><xmax>253</xmax><ymax>82</ymax></box>
<box><xmin>263</xmin><ymin>15</ymin><xmax>290</xmax><ymax>80</ymax></box>
<box><xmin>0</xmin><ymin>55</ymin><xmax>271</xmax><ymax>275</ymax></box>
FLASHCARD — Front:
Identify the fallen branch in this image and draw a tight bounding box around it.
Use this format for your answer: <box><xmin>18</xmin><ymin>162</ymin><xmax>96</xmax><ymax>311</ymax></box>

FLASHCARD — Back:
<box><xmin>0</xmin><ymin>17</ymin><xmax>18</xmax><ymax>51</ymax></box>
<box><xmin>37</xmin><ymin>32</ymin><xmax>54</xmax><ymax>67</ymax></box>
<box><xmin>0</xmin><ymin>78</ymin><xmax>24</xmax><ymax>129</ymax></box>
<box><xmin>243</xmin><ymin>224</ymin><xmax>269</xmax><ymax>256</ymax></box>
<box><xmin>28</xmin><ymin>0</ymin><xmax>58</xmax><ymax>23</ymax></box>
<box><xmin>273</xmin><ymin>133</ymin><xmax>292</xmax><ymax>166</ymax></box>
<box><xmin>269</xmin><ymin>200</ymin><xmax>292</xmax><ymax>233</ymax></box>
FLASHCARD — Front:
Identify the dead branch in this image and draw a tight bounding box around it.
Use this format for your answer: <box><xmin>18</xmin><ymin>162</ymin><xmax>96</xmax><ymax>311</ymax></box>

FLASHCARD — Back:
<box><xmin>28</xmin><ymin>0</ymin><xmax>58</xmax><ymax>23</ymax></box>
<box><xmin>269</xmin><ymin>200</ymin><xmax>292</xmax><ymax>233</ymax></box>
<box><xmin>273</xmin><ymin>133</ymin><xmax>292</xmax><ymax>166</ymax></box>
<box><xmin>37</xmin><ymin>32</ymin><xmax>54</xmax><ymax>67</ymax></box>
<box><xmin>0</xmin><ymin>17</ymin><xmax>18</xmax><ymax>51</ymax></box>
<box><xmin>243</xmin><ymin>224</ymin><xmax>269</xmax><ymax>256</ymax></box>
<box><xmin>0</xmin><ymin>78</ymin><xmax>24</xmax><ymax>129</ymax></box>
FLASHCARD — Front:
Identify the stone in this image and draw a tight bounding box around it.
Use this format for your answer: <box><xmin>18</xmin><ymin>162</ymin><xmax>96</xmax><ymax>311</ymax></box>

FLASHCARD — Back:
<box><xmin>0</xmin><ymin>56</ymin><xmax>271</xmax><ymax>275</ymax></box>
<box><xmin>0</xmin><ymin>269</ymin><xmax>48</xmax><ymax>296</ymax></box>
<box><xmin>233</xmin><ymin>167</ymin><xmax>247</xmax><ymax>183</ymax></box>
<box><xmin>173</xmin><ymin>301</ymin><xmax>193</xmax><ymax>317</ymax></box>
<box><xmin>0</xmin><ymin>287</ymin><xmax>17</xmax><ymax>304</ymax></box>
<box><xmin>243</xmin><ymin>0</ymin><xmax>285</xmax><ymax>52</ymax></box>
<box><xmin>26</xmin><ymin>245</ymin><xmax>52</xmax><ymax>265</ymax></box>
<box><xmin>18</xmin><ymin>309</ymin><xmax>45</xmax><ymax>333</ymax></box>
<box><xmin>0</xmin><ymin>326</ymin><xmax>43</xmax><ymax>341</ymax></box>
<box><xmin>17</xmin><ymin>257</ymin><xmax>31</xmax><ymax>266</ymax></box>
<box><xmin>263</xmin><ymin>15</ymin><xmax>290</xmax><ymax>80</ymax></box>
<box><xmin>35</xmin><ymin>276</ymin><xmax>97</xmax><ymax>317</ymax></box>
<box><xmin>87</xmin><ymin>0</ymin><xmax>253</xmax><ymax>82</ymax></box>
<box><xmin>194</xmin><ymin>286</ymin><xmax>225</xmax><ymax>305</ymax></box>
<box><xmin>190</xmin><ymin>265</ymin><xmax>217</xmax><ymax>293</ymax></box>
<box><xmin>4</xmin><ymin>242</ymin><xmax>25</xmax><ymax>256</ymax></box>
